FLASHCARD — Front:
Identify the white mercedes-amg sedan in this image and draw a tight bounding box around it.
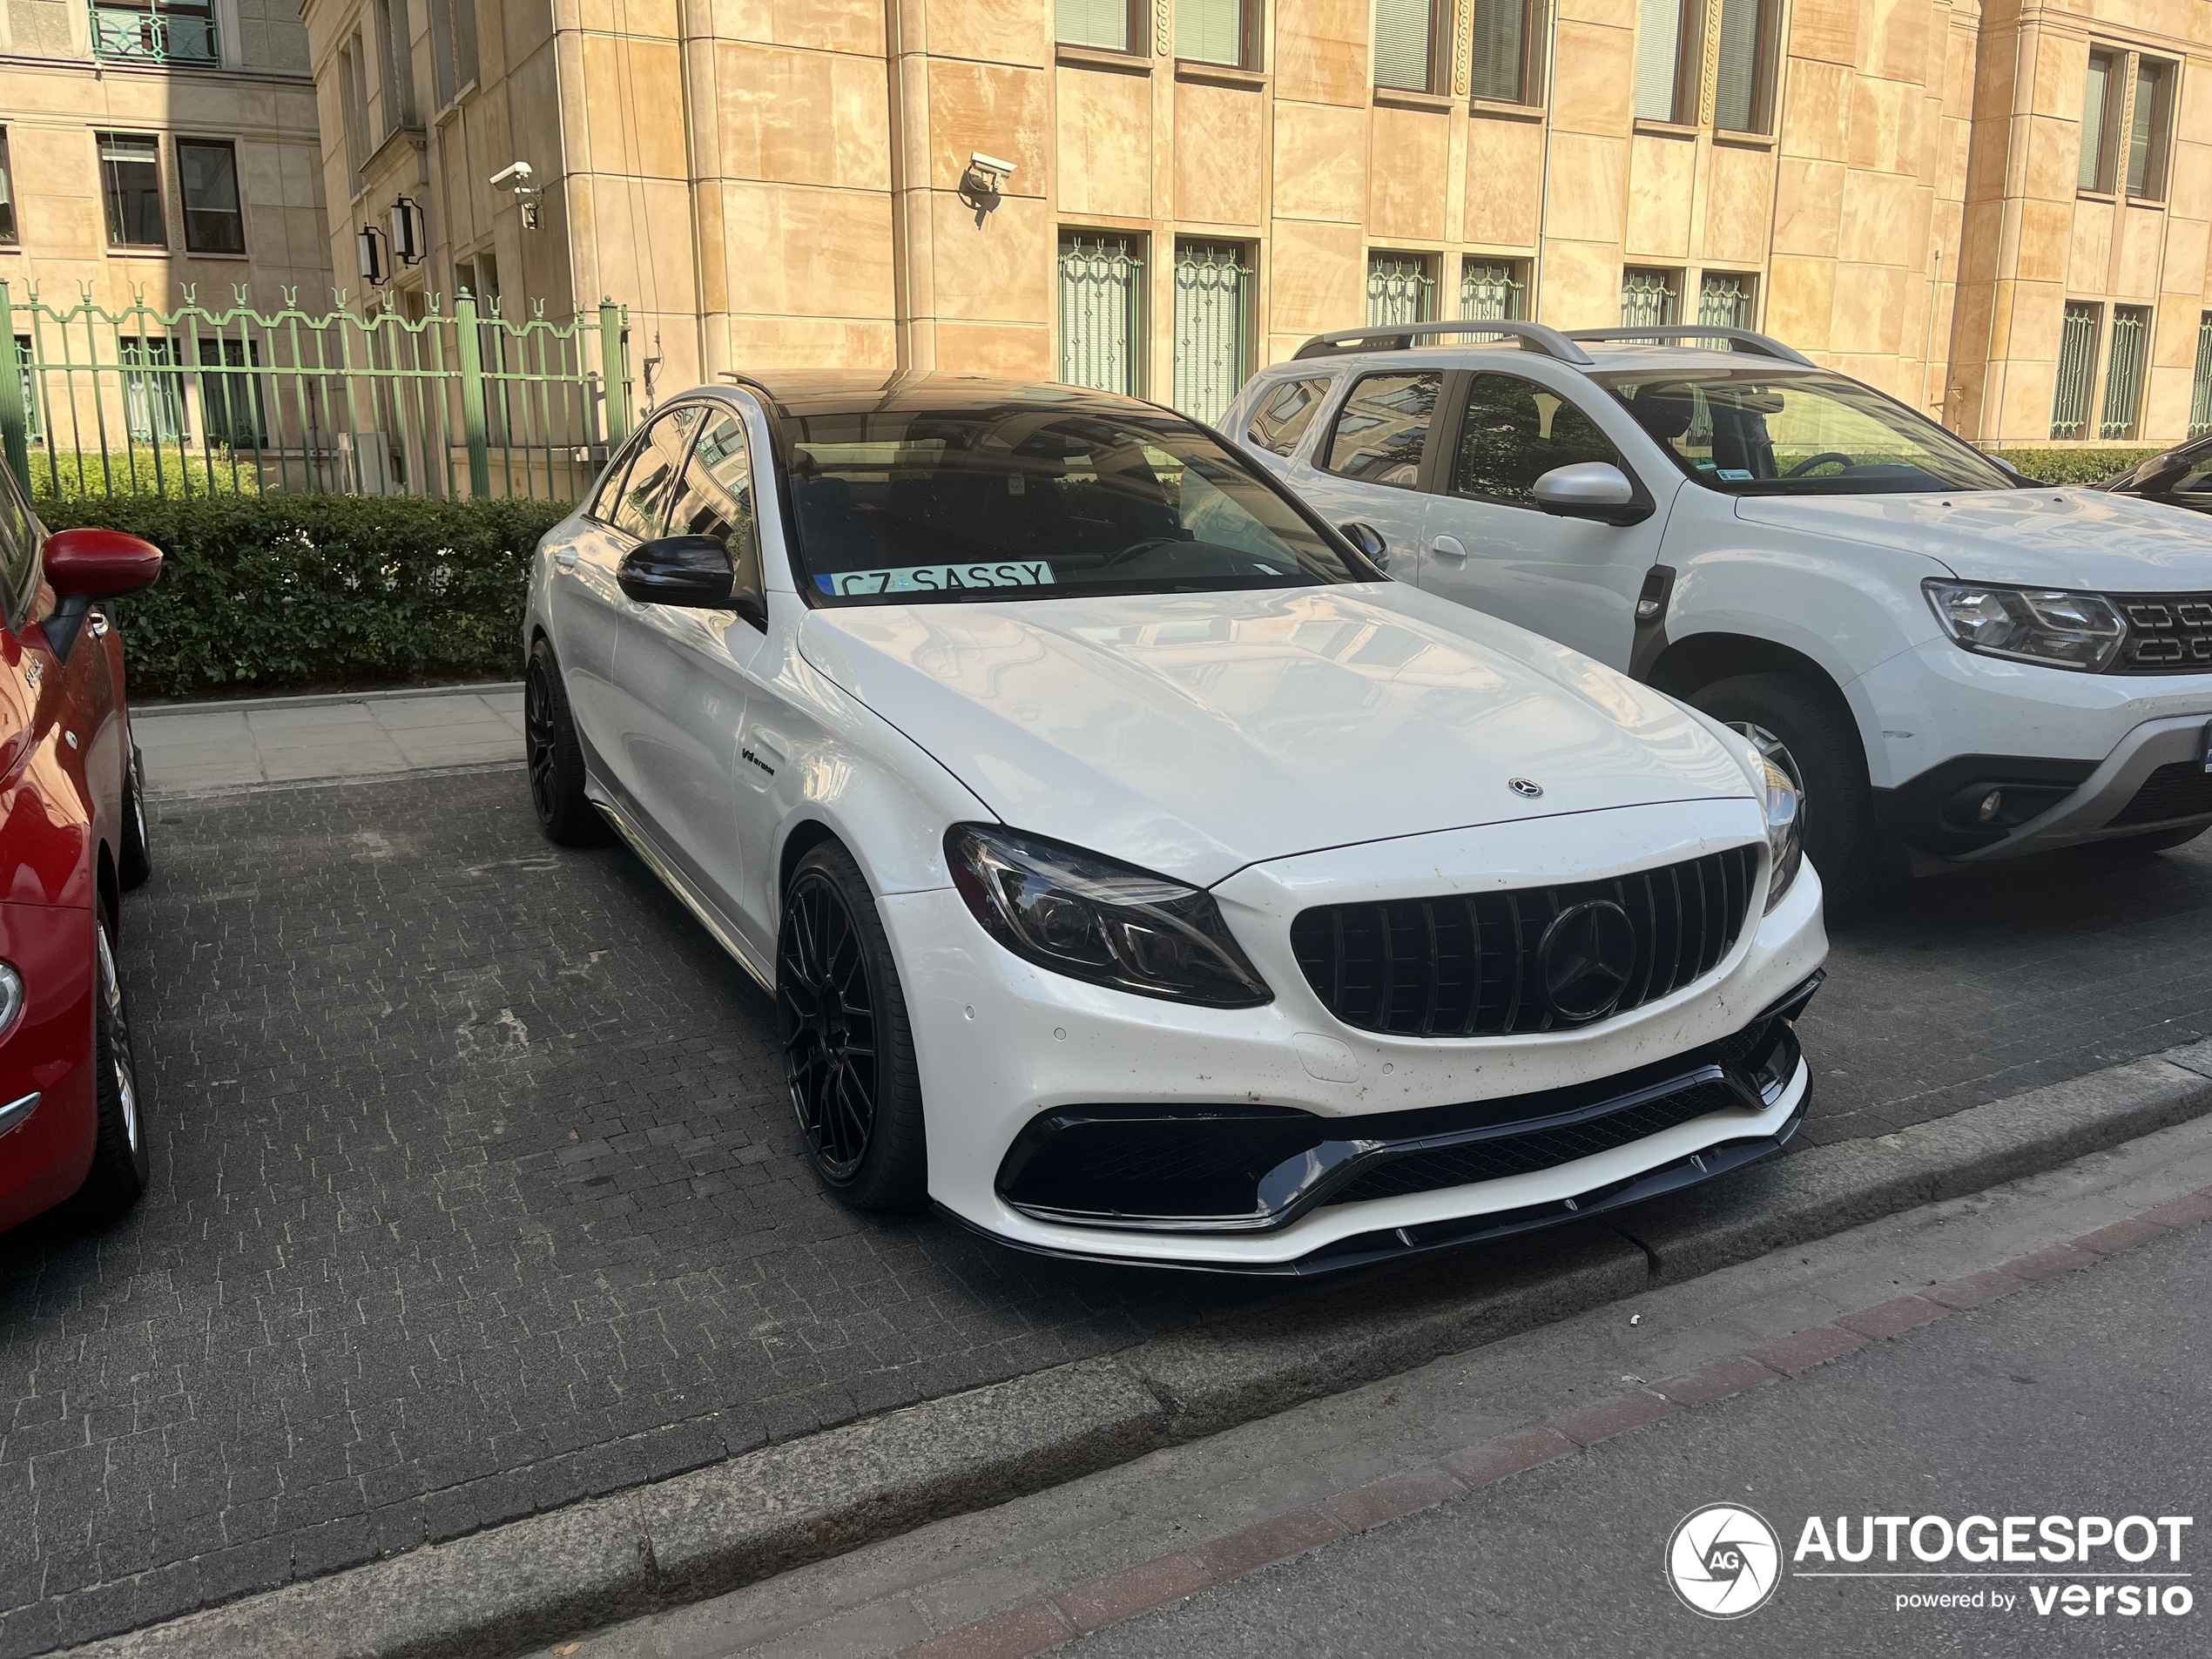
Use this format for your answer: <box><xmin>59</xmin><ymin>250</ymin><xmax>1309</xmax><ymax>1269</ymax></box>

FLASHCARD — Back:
<box><xmin>523</xmin><ymin>372</ymin><xmax>1827</xmax><ymax>1272</ymax></box>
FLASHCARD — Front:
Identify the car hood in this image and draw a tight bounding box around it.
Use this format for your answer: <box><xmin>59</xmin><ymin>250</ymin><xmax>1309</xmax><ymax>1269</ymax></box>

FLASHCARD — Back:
<box><xmin>797</xmin><ymin>584</ymin><xmax>1757</xmax><ymax>887</ymax></box>
<box><xmin>1733</xmin><ymin>489</ymin><xmax>2212</xmax><ymax>589</ymax></box>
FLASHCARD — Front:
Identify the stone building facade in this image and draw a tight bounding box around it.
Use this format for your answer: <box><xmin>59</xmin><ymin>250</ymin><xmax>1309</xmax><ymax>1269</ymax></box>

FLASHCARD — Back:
<box><xmin>293</xmin><ymin>0</ymin><xmax>2212</xmax><ymax>448</ymax></box>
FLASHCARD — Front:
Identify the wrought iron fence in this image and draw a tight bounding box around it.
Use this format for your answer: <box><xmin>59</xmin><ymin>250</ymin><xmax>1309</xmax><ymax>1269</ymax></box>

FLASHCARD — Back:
<box><xmin>2100</xmin><ymin>305</ymin><xmax>2150</xmax><ymax>441</ymax></box>
<box><xmin>1366</xmin><ymin>255</ymin><xmax>1435</xmax><ymax>327</ymax></box>
<box><xmin>1058</xmin><ymin>237</ymin><xmax>1144</xmax><ymax>397</ymax></box>
<box><xmin>1621</xmin><ymin>267</ymin><xmax>1681</xmax><ymax>328</ymax></box>
<box><xmin>89</xmin><ymin>2</ymin><xmax>219</xmax><ymax>64</ymax></box>
<box><xmin>1696</xmin><ymin>272</ymin><xmax>1755</xmax><ymax>341</ymax></box>
<box><xmin>1171</xmin><ymin>241</ymin><xmax>1253</xmax><ymax>426</ymax></box>
<box><xmin>2051</xmin><ymin>301</ymin><xmax>2100</xmax><ymax>440</ymax></box>
<box><xmin>2191</xmin><ymin>311</ymin><xmax>2212</xmax><ymax>438</ymax></box>
<box><xmin>0</xmin><ymin>280</ymin><xmax>631</xmax><ymax>500</ymax></box>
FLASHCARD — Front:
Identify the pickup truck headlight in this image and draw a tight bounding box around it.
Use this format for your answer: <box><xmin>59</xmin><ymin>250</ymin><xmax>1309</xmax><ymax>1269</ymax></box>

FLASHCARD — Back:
<box><xmin>1760</xmin><ymin>759</ymin><xmax>1803</xmax><ymax>914</ymax></box>
<box><xmin>947</xmin><ymin>825</ymin><xmax>1271</xmax><ymax>1008</ymax></box>
<box><xmin>1924</xmin><ymin>580</ymin><xmax>2125</xmax><ymax>672</ymax></box>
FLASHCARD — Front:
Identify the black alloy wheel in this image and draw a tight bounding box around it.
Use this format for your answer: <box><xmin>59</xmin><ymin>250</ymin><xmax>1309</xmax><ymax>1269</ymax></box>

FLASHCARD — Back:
<box><xmin>525</xmin><ymin>638</ymin><xmax>611</xmax><ymax>846</ymax></box>
<box><xmin>776</xmin><ymin>841</ymin><xmax>927</xmax><ymax>1207</ymax></box>
<box><xmin>76</xmin><ymin>897</ymin><xmax>151</xmax><ymax>1219</ymax></box>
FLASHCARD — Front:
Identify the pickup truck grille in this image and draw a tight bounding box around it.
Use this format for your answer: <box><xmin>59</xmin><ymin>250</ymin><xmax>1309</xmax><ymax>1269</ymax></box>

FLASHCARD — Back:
<box><xmin>1289</xmin><ymin>845</ymin><xmax>1759</xmax><ymax>1039</ymax></box>
<box><xmin>2109</xmin><ymin>594</ymin><xmax>2212</xmax><ymax>674</ymax></box>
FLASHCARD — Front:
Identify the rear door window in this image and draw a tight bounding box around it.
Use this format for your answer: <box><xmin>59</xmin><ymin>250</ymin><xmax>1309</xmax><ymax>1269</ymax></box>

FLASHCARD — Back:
<box><xmin>1323</xmin><ymin>370</ymin><xmax>1441</xmax><ymax>488</ymax></box>
<box><xmin>1451</xmin><ymin>372</ymin><xmax>1620</xmax><ymax>508</ymax></box>
<box><xmin>610</xmin><ymin>407</ymin><xmax>702</xmax><ymax>540</ymax></box>
<box><xmin>1246</xmin><ymin>377</ymin><xmax>1332</xmax><ymax>457</ymax></box>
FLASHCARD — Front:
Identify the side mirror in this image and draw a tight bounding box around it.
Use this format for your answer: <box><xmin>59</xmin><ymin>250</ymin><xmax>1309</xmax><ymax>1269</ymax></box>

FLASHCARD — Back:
<box><xmin>1533</xmin><ymin>462</ymin><xmax>1651</xmax><ymax>526</ymax></box>
<box><xmin>619</xmin><ymin>536</ymin><xmax>740</xmax><ymax>609</ymax></box>
<box><xmin>44</xmin><ymin>527</ymin><xmax>163</xmax><ymax>598</ymax></box>
<box><xmin>1339</xmin><ymin>521</ymin><xmax>1388</xmax><ymax>570</ymax></box>
<box><xmin>2132</xmin><ymin>456</ymin><xmax>2189</xmax><ymax>498</ymax></box>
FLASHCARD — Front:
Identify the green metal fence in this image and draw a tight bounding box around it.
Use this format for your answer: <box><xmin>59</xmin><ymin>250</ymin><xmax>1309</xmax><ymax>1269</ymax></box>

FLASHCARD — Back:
<box><xmin>0</xmin><ymin>280</ymin><xmax>631</xmax><ymax>500</ymax></box>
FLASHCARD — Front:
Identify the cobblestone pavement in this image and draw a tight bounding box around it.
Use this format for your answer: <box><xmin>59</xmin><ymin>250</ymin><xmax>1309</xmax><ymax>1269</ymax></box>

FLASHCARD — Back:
<box><xmin>0</xmin><ymin>769</ymin><xmax>2207</xmax><ymax>1655</ymax></box>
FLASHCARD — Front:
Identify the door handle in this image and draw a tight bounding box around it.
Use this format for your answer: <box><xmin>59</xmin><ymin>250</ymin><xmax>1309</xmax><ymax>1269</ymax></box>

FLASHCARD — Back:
<box><xmin>554</xmin><ymin>550</ymin><xmax>579</xmax><ymax>570</ymax></box>
<box><xmin>1429</xmin><ymin>535</ymin><xmax>1468</xmax><ymax>562</ymax></box>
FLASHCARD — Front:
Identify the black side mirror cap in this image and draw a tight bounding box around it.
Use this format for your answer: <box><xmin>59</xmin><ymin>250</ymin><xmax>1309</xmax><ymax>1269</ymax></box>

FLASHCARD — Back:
<box><xmin>619</xmin><ymin>535</ymin><xmax>740</xmax><ymax>608</ymax></box>
<box><xmin>1339</xmin><ymin>521</ymin><xmax>1388</xmax><ymax>570</ymax></box>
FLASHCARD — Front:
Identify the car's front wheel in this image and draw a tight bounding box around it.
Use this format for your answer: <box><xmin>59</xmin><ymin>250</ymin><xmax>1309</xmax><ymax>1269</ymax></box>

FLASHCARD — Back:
<box><xmin>776</xmin><ymin>840</ymin><xmax>927</xmax><ymax>1208</ymax></box>
<box><xmin>75</xmin><ymin>898</ymin><xmax>150</xmax><ymax>1220</ymax></box>
<box><xmin>525</xmin><ymin>638</ymin><xmax>611</xmax><ymax>846</ymax></box>
<box><xmin>1690</xmin><ymin>672</ymin><xmax>1881</xmax><ymax>907</ymax></box>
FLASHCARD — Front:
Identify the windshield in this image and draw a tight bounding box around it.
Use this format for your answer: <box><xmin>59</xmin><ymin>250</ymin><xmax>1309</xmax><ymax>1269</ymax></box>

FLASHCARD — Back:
<box><xmin>1602</xmin><ymin>369</ymin><xmax>2015</xmax><ymax>495</ymax></box>
<box><xmin>781</xmin><ymin>401</ymin><xmax>1366</xmax><ymax>604</ymax></box>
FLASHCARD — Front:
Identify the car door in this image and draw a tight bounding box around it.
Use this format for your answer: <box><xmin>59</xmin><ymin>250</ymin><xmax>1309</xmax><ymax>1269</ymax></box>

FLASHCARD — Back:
<box><xmin>1278</xmin><ymin>367</ymin><xmax>1448</xmax><ymax>577</ymax></box>
<box><xmin>555</xmin><ymin>407</ymin><xmax>700</xmax><ymax>765</ymax></box>
<box><xmin>1419</xmin><ymin>369</ymin><xmax>1667</xmax><ymax>669</ymax></box>
<box><xmin>613</xmin><ymin>407</ymin><xmax>769</xmax><ymax>916</ymax></box>
<box><xmin>0</xmin><ymin>479</ymin><xmax>97</xmax><ymax>905</ymax></box>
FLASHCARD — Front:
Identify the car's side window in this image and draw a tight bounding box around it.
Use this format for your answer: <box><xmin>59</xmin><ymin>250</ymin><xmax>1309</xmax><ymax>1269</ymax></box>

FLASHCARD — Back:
<box><xmin>1323</xmin><ymin>371</ymin><xmax>1441</xmax><ymax>488</ymax></box>
<box><xmin>610</xmin><ymin>407</ymin><xmax>702</xmax><ymax>541</ymax></box>
<box><xmin>666</xmin><ymin>412</ymin><xmax>763</xmax><ymax>598</ymax></box>
<box><xmin>1451</xmin><ymin>373</ymin><xmax>1619</xmax><ymax>509</ymax></box>
<box><xmin>1246</xmin><ymin>377</ymin><xmax>1332</xmax><ymax>457</ymax></box>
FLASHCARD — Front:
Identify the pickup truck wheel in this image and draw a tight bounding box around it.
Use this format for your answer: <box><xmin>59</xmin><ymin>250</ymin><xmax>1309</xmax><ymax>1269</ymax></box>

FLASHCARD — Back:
<box><xmin>1689</xmin><ymin>673</ymin><xmax>1880</xmax><ymax>907</ymax></box>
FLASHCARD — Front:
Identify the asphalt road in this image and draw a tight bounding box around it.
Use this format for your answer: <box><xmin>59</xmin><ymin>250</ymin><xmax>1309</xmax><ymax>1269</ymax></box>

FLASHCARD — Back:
<box><xmin>2</xmin><ymin>770</ymin><xmax>2209</xmax><ymax>1653</ymax></box>
<box><xmin>1071</xmin><ymin>1220</ymin><xmax>2212</xmax><ymax>1657</ymax></box>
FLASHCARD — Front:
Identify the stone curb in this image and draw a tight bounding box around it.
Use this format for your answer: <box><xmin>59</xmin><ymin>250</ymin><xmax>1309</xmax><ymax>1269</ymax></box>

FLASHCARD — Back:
<box><xmin>133</xmin><ymin>682</ymin><xmax>523</xmax><ymax>718</ymax></box>
<box><xmin>62</xmin><ymin>1039</ymin><xmax>2212</xmax><ymax>1659</ymax></box>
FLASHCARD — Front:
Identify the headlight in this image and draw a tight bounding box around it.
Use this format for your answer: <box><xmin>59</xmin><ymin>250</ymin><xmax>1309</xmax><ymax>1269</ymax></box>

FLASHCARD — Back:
<box><xmin>1923</xmin><ymin>580</ymin><xmax>2124</xmax><ymax>672</ymax></box>
<box><xmin>946</xmin><ymin>824</ymin><xmax>1271</xmax><ymax>1008</ymax></box>
<box><xmin>0</xmin><ymin>962</ymin><xmax>18</xmax><ymax>1035</ymax></box>
<box><xmin>1759</xmin><ymin>758</ymin><xmax>1803</xmax><ymax>914</ymax></box>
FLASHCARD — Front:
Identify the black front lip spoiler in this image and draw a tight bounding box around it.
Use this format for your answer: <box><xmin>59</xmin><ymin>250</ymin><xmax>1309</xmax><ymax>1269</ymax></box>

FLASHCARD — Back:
<box><xmin>939</xmin><ymin>1069</ymin><xmax>1812</xmax><ymax>1278</ymax></box>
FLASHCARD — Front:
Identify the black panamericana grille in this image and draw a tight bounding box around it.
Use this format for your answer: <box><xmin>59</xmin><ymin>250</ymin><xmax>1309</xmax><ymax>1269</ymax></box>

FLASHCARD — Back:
<box><xmin>2110</xmin><ymin>594</ymin><xmax>2212</xmax><ymax>674</ymax></box>
<box><xmin>1325</xmin><ymin>1077</ymin><xmax>1743</xmax><ymax>1206</ymax></box>
<box><xmin>1289</xmin><ymin>845</ymin><xmax>1760</xmax><ymax>1038</ymax></box>
<box><xmin>2107</xmin><ymin>760</ymin><xmax>2212</xmax><ymax>827</ymax></box>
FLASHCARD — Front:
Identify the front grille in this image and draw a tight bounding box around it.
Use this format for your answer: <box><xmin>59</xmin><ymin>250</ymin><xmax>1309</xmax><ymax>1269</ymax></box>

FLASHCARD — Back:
<box><xmin>2109</xmin><ymin>594</ymin><xmax>2212</xmax><ymax>674</ymax></box>
<box><xmin>1325</xmin><ymin>1077</ymin><xmax>1743</xmax><ymax>1205</ymax></box>
<box><xmin>1290</xmin><ymin>845</ymin><xmax>1759</xmax><ymax>1038</ymax></box>
<box><xmin>2107</xmin><ymin>760</ymin><xmax>2212</xmax><ymax>827</ymax></box>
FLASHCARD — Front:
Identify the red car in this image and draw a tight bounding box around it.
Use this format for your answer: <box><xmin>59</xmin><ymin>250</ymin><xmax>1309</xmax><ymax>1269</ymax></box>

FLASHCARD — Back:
<box><xmin>0</xmin><ymin>462</ymin><xmax>163</xmax><ymax>1234</ymax></box>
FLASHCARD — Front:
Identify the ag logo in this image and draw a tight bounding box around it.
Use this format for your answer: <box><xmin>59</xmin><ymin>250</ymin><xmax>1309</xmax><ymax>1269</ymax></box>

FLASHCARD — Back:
<box><xmin>1666</xmin><ymin>1504</ymin><xmax>1781</xmax><ymax>1619</ymax></box>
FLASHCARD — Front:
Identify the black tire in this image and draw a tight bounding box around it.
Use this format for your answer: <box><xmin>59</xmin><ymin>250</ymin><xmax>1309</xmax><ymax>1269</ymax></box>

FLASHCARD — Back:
<box><xmin>776</xmin><ymin>840</ymin><xmax>927</xmax><ymax>1209</ymax></box>
<box><xmin>74</xmin><ymin>897</ymin><xmax>150</xmax><ymax>1221</ymax></box>
<box><xmin>1689</xmin><ymin>671</ymin><xmax>1882</xmax><ymax>907</ymax></box>
<box><xmin>525</xmin><ymin>637</ymin><xmax>611</xmax><ymax>846</ymax></box>
<box><xmin>118</xmin><ymin>743</ymin><xmax>152</xmax><ymax>890</ymax></box>
<box><xmin>2106</xmin><ymin>822</ymin><xmax>2209</xmax><ymax>855</ymax></box>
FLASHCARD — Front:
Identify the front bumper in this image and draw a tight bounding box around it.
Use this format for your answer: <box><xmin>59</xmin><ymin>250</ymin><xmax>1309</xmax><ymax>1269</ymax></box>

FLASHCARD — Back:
<box><xmin>888</xmin><ymin>799</ymin><xmax>1827</xmax><ymax>1270</ymax></box>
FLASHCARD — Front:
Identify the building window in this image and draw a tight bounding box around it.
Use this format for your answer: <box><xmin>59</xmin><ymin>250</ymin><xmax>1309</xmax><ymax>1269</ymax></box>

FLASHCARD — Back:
<box><xmin>2100</xmin><ymin>305</ymin><xmax>2150</xmax><ymax>441</ymax></box>
<box><xmin>98</xmin><ymin>133</ymin><xmax>165</xmax><ymax>248</ymax></box>
<box><xmin>1172</xmin><ymin>240</ymin><xmax>1254</xmax><ymax>426</ymax></box>
<box><xmin>178</xmin><ymin>139</ymin><xmax>246</xmax><ymax>254</ymax></box>
<box><xmin>1460</xmin><ymin>260</ymin><xmax>1527</xmax><ymax>320</ymax></box>
<box><xmin>0</xmin><ymin>130</ymin><xmax>16</xmax><ymax>246</ymax></box>
<box><xmin>89</xmin><ymin>0</ymin><xmax>219</xmax><ymax>66</ymax></box>
<box><xmin>121</xmin><ymin>336</ymin><xmax>186</xmax><ymax>442</ymax></box>
<box><xmin>1634</xmin><ymin>0</ymin><xmax>1700</xmax><ymax>123</ymax></box>
<box><xmin>427</xmin><ymin>0</ymin><xmax>480</xmax><ymax>105</ymax></box>
<box><xmin>2191</xmin><ymin>314</ymin><xmax>2212</xmax><ymax>439</ymax></box>
<box><xmin>1367</xmin><ymin>253</ymin><xmax>1436</xmax><ymax>326</ymax></box>
<box><xmin>1713</xmin><ymin>0</ymin><xmax>1777</xmax><ymax>132</ymax></box>
<box><xmin>1058</xmin><ymin>0</ymin><xmax>1135</xmax><ymax>52</ymax></box>
<box><xmin>1698</xmin><ymin>271</ymin><xmax>1756</xmax><ymax>332</ymax></box>
<box><xmin>1470</xmin><ymin>0</ymin><xmax>1547</xmax><ymax>105</ymax></box>
<box><xmin>2128</xmin><ymin>58</ymin><xmax>2175</xmax><ymax>201</ymax></box>
<box><xmin>199</xmin><ymin>336</ymin><xmax>266</xmax><ymax>448</ymax></box>
<box><xmin>1059</xmin><ymin>234</ymin><xmax>1145</xmax><ymax>396</ymax></box>
<box><xmin>1622</xmin><ymin>266</ymin><xmax>1682</xmax><ymax>327</ymax></box>
<box><xmin>1178</xmin><ymin>0</ymin><xmax>1251</xmax><ymax>66</ymax></box>
<box><xmin>11</xmin><ymin>337</ymin><xmax>37</xmax><ymax>442</ymax></box>
<box><xmin>1374</xmin><ymin>0</ymin><xmax>1444</xmax><ymax>94</ymax></box>
<box><xmin>2050</xmin><ymin>301</ymin><xmax>2101</xmax><ymax>440</ymax></box>
<box><xmin>374</xmin><ymin>0</ymin><xmax>415</xmax><ymax>133</ymax></box>
<box><xmin>2080</xmin><ymin>49</ymin><xmax>2121</xmax><ymax>192</ymax></box>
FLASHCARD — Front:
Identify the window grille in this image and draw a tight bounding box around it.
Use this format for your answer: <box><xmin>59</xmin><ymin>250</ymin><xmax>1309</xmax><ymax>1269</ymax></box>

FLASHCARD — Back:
<box><xmin>1172</xmin><ymin>241</ymin><xmax>1253</xmax><ymax>427</ymax></box>
<box><xmin>1621</xmin><ymin>267</ymin><xmax>1681</xmax><ymax>328</ymax></box>
<box><xmin>2189</xmin><ymin>313</ymin><xmax>2212</xmax><ymax>438</ymax></box>
<box><xmin>1367</xmin><ymin>254</ymin><xmax>1435</xmax><ymax>327</ymax></box>
<box><xmin>1059</xmin><ymin>236</ymin><xmax>1144</xmax><ymax>397</ymax></box>
<box><xmin>2050</xmin><ymin>301</ymin><xmax>2101</xmax><ymax>440</ymax></box>
<box><xmin>2100</xmin><ymin>305</ymin><xmax>2150</xmax><ymax>441</ymax></box>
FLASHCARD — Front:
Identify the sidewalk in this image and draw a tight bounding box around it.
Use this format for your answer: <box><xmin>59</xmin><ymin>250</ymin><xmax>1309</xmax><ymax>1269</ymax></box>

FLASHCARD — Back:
<box><xmin>132</xmin><ymin>683</ymin><xmax>524</xmax><ymax>792</ymax></box>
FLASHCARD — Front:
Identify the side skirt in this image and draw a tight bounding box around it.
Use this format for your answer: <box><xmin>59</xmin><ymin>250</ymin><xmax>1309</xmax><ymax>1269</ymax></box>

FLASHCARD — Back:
<box><xmin>586</xmin><ymin>775</ymin><xmax>775</xmax><ymax>995</ymax></box>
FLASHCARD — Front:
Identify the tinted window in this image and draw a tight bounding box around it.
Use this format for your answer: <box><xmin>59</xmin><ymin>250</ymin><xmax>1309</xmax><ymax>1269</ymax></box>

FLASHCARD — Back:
<box><xmin>1324</xmin><ymin>370</ymin><xmax>1440</xmax><ymax>487</ymax></box>
<box><xmin>667</xmin><ymin>411</ymin><xmax>762</xmax><ymax>596</ymax></box>
<box><xmin>610</xmin><ymin>407</ymin><xmax>701</xmax><ymax>539</ymax></box>
<box><xmin>1452</xmin><ymin>372</ymin><xmax>1618</xmax><ymax>507</ymax></box>
<box><xmin>1246</xmin><ymin>377</ymin><xmax>1332</xmax><ymax>456</ymax></box>
<box><xmin>786</xmin><ymin>402</ymin><xmax>1363</xmax><ymax>605</ymax></box>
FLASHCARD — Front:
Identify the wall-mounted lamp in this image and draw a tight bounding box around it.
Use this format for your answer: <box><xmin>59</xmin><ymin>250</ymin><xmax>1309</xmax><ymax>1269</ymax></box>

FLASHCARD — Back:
<box><xmin>357</xmin><ymin>224</ymin><xmax>389</xmax><ymax>286</ymax></box>
<box><xmin>958</xmin><ymin>150</ymin><xmax>1015</xmax><ymax>227</ymax></box>
<box><xmin>390</xmin><ymin>195</ymin><xmax>425</xmax><ymax>266</ymax></box>
<box><xmin>489</xmin><ymin>160</ymin><xmax>544</xmax><ymax>231</ymax></box>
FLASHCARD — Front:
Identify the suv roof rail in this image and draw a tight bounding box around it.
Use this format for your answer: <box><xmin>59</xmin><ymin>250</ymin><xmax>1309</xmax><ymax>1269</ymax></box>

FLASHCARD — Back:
<box><xmin>1563</xmin><ymin>326</ymin><xmax>1816</xmax><ymax>367</ymax></box>
<box><xmin>1291</xmin><ymin>320</ymin><xmax>1596</xmax><ymax>367</ymax></box>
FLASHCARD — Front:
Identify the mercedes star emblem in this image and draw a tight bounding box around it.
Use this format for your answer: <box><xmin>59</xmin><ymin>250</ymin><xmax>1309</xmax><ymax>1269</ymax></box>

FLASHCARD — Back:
<box><xmin>1508</xmin><ymin>777</ymin><xmax>1543</xmax><ymax>799</ymax></box>
<box><xmin>1537</xmin><ymin>899</ymin><xmax>1638</xmax><ymax>1022</ymax></box>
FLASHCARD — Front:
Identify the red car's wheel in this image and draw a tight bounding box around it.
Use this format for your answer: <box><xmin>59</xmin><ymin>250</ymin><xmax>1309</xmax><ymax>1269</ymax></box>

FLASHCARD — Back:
<box><xmin>75</xmin><ymin>899</ymin><xmax>149</xmax><ymax>1218</ymax></box>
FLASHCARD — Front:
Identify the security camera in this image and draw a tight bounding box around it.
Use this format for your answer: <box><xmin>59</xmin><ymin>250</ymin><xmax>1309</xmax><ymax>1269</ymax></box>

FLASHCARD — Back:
<box><xmin>489</xmin><ymin>161</ymin><xmax>534</xmax><ymax>191</ymax></box>
<box><xmin>968</xmin><ymin>152</ymin><xmax>1016</xmax><ymax>184</ymax></box>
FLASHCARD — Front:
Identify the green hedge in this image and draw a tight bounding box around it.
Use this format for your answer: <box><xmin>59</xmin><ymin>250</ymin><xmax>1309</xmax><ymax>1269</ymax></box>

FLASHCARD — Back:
<box><xmin>36</xmin><ymin>495</ymin><xmax>571</xmax><ymax>700</ymax></box>
<box><xmin>30</xmin><ymin>449</ymin><xmax>262</xmax><ymax>500</ymax></box>
<box><xmin>1985</xmin><ymin>447</ymin><xmax>2163</xmax><ymax>486</ymax></box>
